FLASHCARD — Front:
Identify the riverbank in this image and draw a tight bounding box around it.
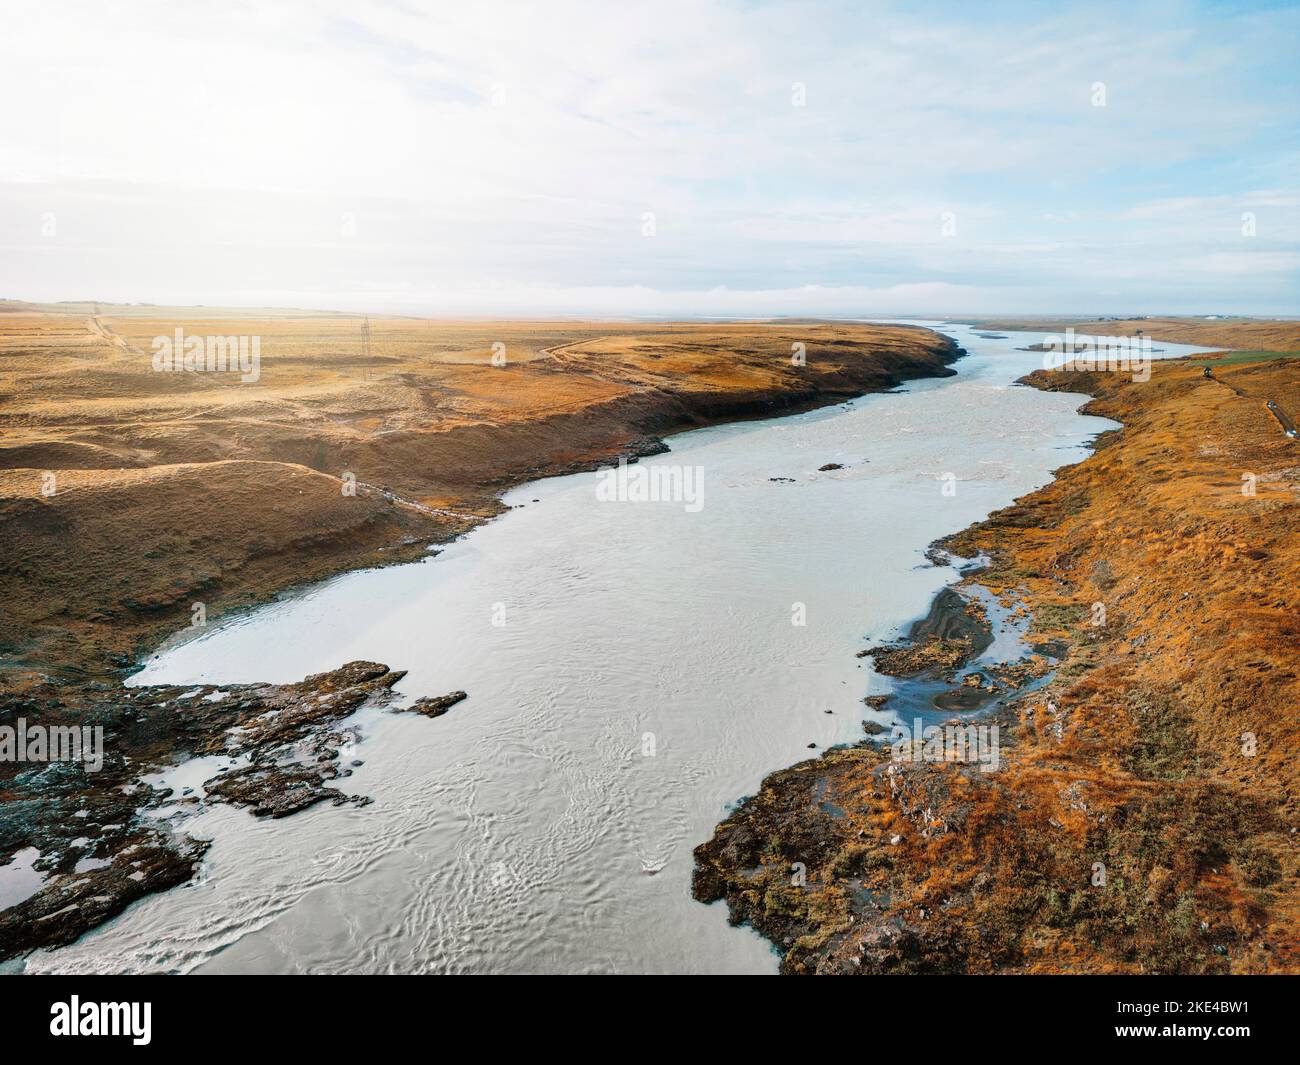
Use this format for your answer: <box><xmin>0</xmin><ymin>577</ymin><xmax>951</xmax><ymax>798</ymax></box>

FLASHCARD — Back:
<box><xmin>0</xmin><ymin>312</ymin><xmax>961</xmax><ymax>675</ymax></box>
<box><xmin>693</xmin><ymin>354</ymin><xmax>1299</xmax><ymax>973</ymax></box>
<box><xmin>966</xmin><ymin>315</ymin><xmax>1300</xmax><ymax>354</ymax></box>
<box><xmin>0</xmin><ymin>660</ymin><xmax>422</xmax><ymax>957</ymax></box>
<box><xmin>0</xmin><ymin>311</ymin><xmax>962</xmax><ymax>963</ymax></box>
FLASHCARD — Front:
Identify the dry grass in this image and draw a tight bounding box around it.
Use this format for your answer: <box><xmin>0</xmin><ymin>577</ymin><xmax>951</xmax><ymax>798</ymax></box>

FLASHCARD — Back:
<box><xmin>972</xmin><ymin>315</ymin><xmax>1300</xmax><ymax>353</ymax></box>
<box><xmin>0</xmin><ymin>310</ymin><xmax>956</xmax><ymax>672</ymax></box>
<box><xmin>695</xmin><ymin>353</ymin><xmax>1300</xmax><ymax>973</ymax></box>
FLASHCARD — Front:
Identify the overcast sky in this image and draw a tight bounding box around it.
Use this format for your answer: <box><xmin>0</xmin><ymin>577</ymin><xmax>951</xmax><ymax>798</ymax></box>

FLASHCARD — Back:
<box><xmin>1</xmin><ymin>0</ymin><xmax>1296</xmax><ymax>316</ymax></box>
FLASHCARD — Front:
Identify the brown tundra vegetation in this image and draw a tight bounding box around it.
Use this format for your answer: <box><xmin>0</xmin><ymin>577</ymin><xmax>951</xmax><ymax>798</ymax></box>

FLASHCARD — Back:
<box><xmin>695</xmin><ymin>349</ymin><xmax>1300</xmax><ymax>974</ymax></box>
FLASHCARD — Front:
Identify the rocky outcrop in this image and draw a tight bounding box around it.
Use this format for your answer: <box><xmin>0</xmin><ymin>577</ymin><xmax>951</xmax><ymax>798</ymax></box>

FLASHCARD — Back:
<box><xmin>0</xmin><ymin>661</ymin><xmax>417</xmax><ymax>960</ymax></box>
<box><xmin>402</xmin><ymin>691</ymin><xmax>468</xmax><ymax>718</ymax></box>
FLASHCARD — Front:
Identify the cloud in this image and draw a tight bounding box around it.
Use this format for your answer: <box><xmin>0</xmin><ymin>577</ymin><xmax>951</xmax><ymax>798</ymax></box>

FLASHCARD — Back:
<box><xmin>0</xmin><ymin>0</ymin><xmax>1296</xmax><ymax>314</ymax></box>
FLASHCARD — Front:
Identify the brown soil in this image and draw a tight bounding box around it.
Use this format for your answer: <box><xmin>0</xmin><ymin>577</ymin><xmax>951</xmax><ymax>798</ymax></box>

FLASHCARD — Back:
<box><xmin>0</xmin><ymin>311</ymin><xmax>960</xmax><ymax>674</ymax></box>
<box><xmin>693</xmin><ymin>354</ymin><xmax>1300</xmax><ymax>974</ymax></box>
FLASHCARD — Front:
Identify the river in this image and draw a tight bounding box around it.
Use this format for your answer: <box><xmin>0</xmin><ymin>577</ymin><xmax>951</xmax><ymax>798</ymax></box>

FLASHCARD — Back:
<box><xmin>23</xmin><ymin>322</ymin><xmax>1218</xmax><ymax>974</ymax></box>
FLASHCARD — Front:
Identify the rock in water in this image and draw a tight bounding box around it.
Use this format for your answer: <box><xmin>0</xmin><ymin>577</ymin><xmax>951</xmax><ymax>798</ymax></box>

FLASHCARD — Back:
<box><xmin>405</xmin><ymin>691</ymin><xmax>468</xmax><ymax>718</ymax></box>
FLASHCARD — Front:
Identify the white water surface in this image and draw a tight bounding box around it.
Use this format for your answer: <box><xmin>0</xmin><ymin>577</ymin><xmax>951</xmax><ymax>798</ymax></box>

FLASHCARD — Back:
<box><xmin>25</xmin><ymin>324</ymin><xmax>1219</xmax><ymax>974</ymax></box>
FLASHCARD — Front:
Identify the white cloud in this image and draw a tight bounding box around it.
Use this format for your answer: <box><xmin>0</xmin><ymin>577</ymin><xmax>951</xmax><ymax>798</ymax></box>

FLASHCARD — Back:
<box><xmin>0</xmin><ymin>0</ymin><xmax>1295</xmax><ymax>314</ymax></box>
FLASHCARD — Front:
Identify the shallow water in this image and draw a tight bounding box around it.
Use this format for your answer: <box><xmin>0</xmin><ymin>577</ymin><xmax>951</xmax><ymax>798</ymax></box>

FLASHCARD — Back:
<box><xmin>25</xmin><ymin>324</ymin><xmax>1218</xmax><ymax>974</ymax></box>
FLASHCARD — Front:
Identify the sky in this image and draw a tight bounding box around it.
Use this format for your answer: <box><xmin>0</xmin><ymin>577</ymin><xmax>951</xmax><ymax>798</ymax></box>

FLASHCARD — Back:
<box><xmin>0</xmin><ymin>0</ymin><xmax>1297</xmax><ymax>317</ymax></box>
